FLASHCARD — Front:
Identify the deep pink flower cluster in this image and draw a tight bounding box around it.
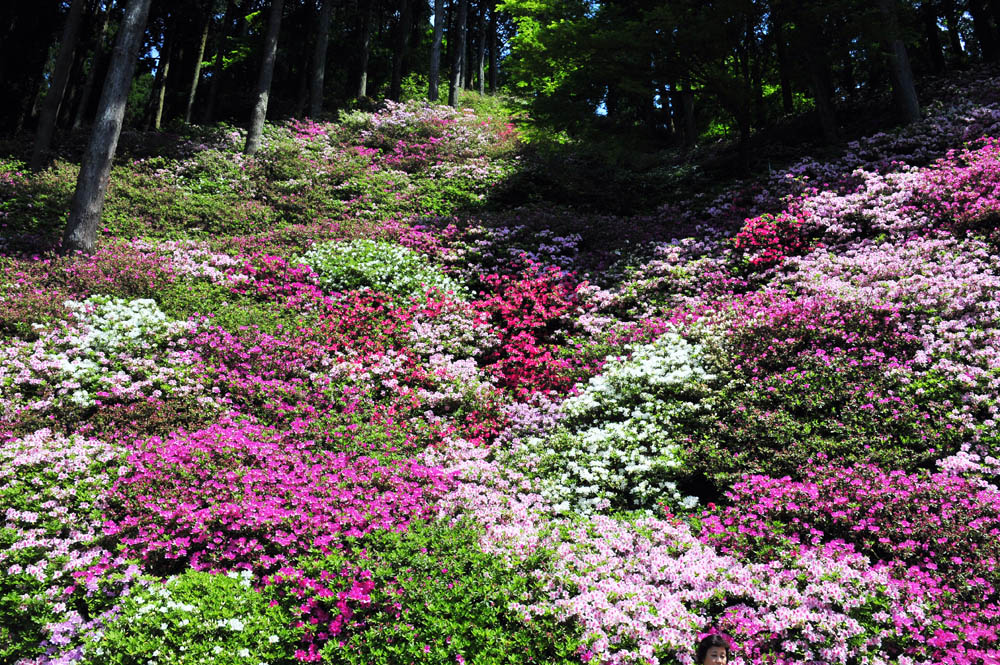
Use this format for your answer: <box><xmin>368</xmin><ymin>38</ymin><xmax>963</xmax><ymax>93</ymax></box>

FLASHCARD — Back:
<box><xmin>476</xmin><ymin>262</ymin><xmax>599</xmax><ymax>397</ymax></box>
<box><xmin>103</xmin><ymin>419</ymin><xmax>452</xmax><ymax>574</ymax></box>
<box><xmin>698</xmin><ymin>462</ymin><xmax>1000</xmax><ymax>662</ymax></box>
<box><xmin>263</xmin><ymin>566</ymin><xmax>375</xmax><ymax>662</ymax></box>
<box><xmin>732</xmin><ymin>213</ymin><xmax>812</xmax><ymax>269</ymax></box>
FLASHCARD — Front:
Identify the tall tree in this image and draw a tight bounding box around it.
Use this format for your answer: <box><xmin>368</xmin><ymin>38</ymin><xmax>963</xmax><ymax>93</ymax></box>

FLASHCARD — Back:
<box><xmin>73</xmin><ymin>0</ymin><xmax>114</xmax><ymax>131</ymax></box>
<box><xmin>245</xmin><ymin>0</ymin><xmax>285</xmax><ymax>156</ymax></box>
<box><xmin>448</xmin><ymin>0</ymin><xmax>468</xmax><ymax>105</ymax></box>
<box><xmin>63</xmin><ymin>0</ymin><xmax>153</xmax><ymax>255</ymax></box>
<box><xmin>877</xmin><ymin>0</ymin><xmax>920</xmax><ymax>123</ymax></box>
<box><xmin>357</xmin><ymin>0</ymin><xmax>374</xmax><ymax>98</ymax></box>
<box><xmin>476</xmin><ymin>0</ymin><xmax>486</xmax><ymax>94</ymax></box>
<box><xmin>488</xmin><ymin>0</ymin><xmax>497</xmax><ymax>93</ymax></box>
<box><xmin>185</xmin><ymin>7</ymin><xmax>212</xmax><ymax>123</ymax></box>
<box><xmin>151</xmin><ymin>29</ymin><xmax>173</xmax><ymax>130</ymax></box>
<box><xmin>31</xmin><ymin>0</ymin><xmax>88</xmax><ymax>170</ymax></box>
<box><xmin>429</xmin><ymin>0</ymin><xmax>444</xmax><ymax>101</ymax></box>
<box><xmin>203</xmin><ymin>0</ymin><xmax>238</xmax><ymax>123</ymax></box>
<box><xmin>310</xmin><ymin>0</ymin><xmax>335</xmax><ymax>116</ymax></box>
<box><xmin>390</xmin><ymin>0</ymin><xmax>414</xmax><ymax>100</ymax></box>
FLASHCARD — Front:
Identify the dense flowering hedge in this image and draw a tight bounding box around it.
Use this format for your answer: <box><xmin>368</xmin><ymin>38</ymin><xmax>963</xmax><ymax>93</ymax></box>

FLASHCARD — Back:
<box><xmin>4</xmin><ymin>77</ymin><xmax>1000</xmax><ymax>664</ymax></box>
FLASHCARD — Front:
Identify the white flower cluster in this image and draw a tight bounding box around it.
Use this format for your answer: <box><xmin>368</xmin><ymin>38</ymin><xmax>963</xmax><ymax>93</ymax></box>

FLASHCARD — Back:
<box><xmin>63</xmin><ymin>296</ymin><xmax>187</xmax><ymax>354</ymax></box>
<box><xmin>299</xmin><ymin>239</ymin><xmax>467</xmax><ymax>299</ymax></box>
<box><xmin>504</xmin><ymin>330</ymin><xmax>713</xmax><ymax>515</ymax></box>
<box><xmin>44</xmin><ymin>296</ymin><xmax>193</xmax><ymax>407</ymax></box>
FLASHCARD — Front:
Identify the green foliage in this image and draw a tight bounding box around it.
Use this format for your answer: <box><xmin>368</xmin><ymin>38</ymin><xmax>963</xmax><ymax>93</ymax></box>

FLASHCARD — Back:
<box><xmin>79</xmin><ymin>569</ymin><xmax>298</xmax><ymax>665</ymax></box>
<box><xmin>692</xmin><ymin>356</ymin><xmax>971</xmax><ymax>485</ymax></box>
<box><xmin>299</xmin><ymin>239</ymin><xmax>467</xmax><ymax>298</ymax></box>
<box><xmin>0</xmin><ymin>158</ymin><xmax>76</xmax><ymax>243</ymax></box>
<box><xmin>307</xmin><ymin>520</ymin><xmax>584</xmax><ymax>665</ymax></box>
<box><xmin>157</xmin><ymin>279</ymin><xmax>312</xmax><ymax>334</ymax></box>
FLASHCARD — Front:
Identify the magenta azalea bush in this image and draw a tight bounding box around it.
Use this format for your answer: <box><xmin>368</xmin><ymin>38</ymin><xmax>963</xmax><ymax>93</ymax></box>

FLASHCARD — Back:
<box><xmin>5</xmin><ymin>79</ymin><xmax>1000</xmax><ymax>665</ymax></box>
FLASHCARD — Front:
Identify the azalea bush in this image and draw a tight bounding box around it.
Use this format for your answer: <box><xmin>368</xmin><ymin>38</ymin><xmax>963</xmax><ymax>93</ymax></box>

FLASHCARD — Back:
<box><xmin>78</xmin><ymin>570</ymin><xmax>297</xmax><ymax>665</ymax></box>
<box><xmin>299</xmin><ymin>239</ymin><xmax>467</xmax><ymax>298</ymax></box>
<box><xmin>502</xmin><ymin>329</ymin><xmax>712</xmax><ymax>514</ymax></box>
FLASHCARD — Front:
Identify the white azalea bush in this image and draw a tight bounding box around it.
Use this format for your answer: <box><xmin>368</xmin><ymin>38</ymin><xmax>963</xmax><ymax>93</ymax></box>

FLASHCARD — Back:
<box><xmin>502</xmin><ymin>329</ymin><xmax>714</xmax><ymax>514</ymax></box>
<box><xmin>0</xmin><ymin>296</ymin><xmax>208</xmax><ymax>421</ymax></box>
<box><xmin>298</xmin><ymin>239</ymin><xmax>467</xmax><ymax>298</ymax></box>
<box><xmin>79</xmin><ymin>569</ymin><xmax>296</xmax><ymax>665</ymax></box>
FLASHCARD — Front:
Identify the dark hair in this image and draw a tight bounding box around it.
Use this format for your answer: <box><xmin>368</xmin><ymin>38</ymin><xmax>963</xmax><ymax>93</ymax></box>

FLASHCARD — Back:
<box><xmin>695</xmin><ymin>634</ymin><xmax>732</xmax><ymax>663</ymax></box>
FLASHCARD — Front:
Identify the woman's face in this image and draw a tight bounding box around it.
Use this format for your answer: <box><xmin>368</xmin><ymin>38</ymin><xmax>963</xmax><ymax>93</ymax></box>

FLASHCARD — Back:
<box><xmin>701</xmin><ymin>646</ymin><xmax>728</xmax><ymax>665</ymax></box>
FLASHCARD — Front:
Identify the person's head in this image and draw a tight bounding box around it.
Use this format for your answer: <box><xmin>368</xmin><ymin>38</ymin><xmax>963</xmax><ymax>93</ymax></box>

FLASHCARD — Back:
<box><xmin>695</xmin><ymin>634</ymin><xmax>731</xmax><ymax>665</ymax></box>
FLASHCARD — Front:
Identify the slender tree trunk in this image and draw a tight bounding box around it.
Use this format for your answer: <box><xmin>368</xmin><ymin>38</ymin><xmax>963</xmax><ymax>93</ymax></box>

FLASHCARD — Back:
<box><xmin>463</xmin><ymin>4</ymin><xmax>474</xmax><ymax>89</ymax></box>
<box><xmin>922</xmin><ymin>2</ymin><xmax>946</xmax><ymax>72</ymax></box>
<box><xmin>309</xmin><ymin>0</ymin><xmax>334</xmax><ymax>116</ymax></box>
<box><xmin>877</xmin><ymin>0</ymin><xmax>920</xmax><ymax>123</ymax></box>
<box><xmin>680</xmin><ymin>86</ymin><xmax>695</xmax><ymax>150</ymax></box>
<box><xmin>476</xmin><ymin>0</ymin><xmax>485</xmax><ymax>94</ymax></box>
<box><xmin>152</xmin><ymin>37</ymin><xmax>172</xmax><ymax>130</ymax></box>
<box><xmin>772</xmin><ymin>18</ymin><xmax>793</xmax><ymax>113</ymax></box>
<box><xmin>184</xmin><ymin>12</ymin><xmax>210</xmax><ymax>123</ymax></box>
<box><xmin>808</xmin><ymin>60</ymin><xmax>838</xmax><ymax>143</ymax></box>
<box><xmin>73</xmin><ymin>0</ymin><xmax>113</xmax><ymax>130</ymax></box>
<box><xmin>429</xmin><ymin>0</ymin><xmax>444</xmax><ymax>101</ymax></box>
<box><xmin>448</xmin><ymin>0</ymin><xmax>468</xmax><ymax>106</ymax></box>
<box><xmin>943</xmin><ymin>1</ymin><xmax>965</xmax><ymax>62</ymax></box>
<box><xmin>245</xmin><ymin>0</ymin><xmax>284</xmax><ymax>156</ymax></box>
<box><xmin>390</xmin><ymin>0</ymin><xmax>414</xmax><ymax>101</ymax></box>
<box><xmin>204</xmin><ymin>0</ymin><xmax>237</xmax><ymax>123</ymax></box>
<box><xmin>357</xmin><ymin>0</ymin><xmax>373</xmax><ymax>98</ymax></box>
<box><xmin>31</xmin><ymin>0</ymin><xmax>87</xmax><ymax>170</ymax></box>
<box><xmin>63</xmin><ymin>0</ymin><xmax>152</xmax><ymax>255</ymax></box>
<box><xmin>489</xmin><ymin>0</ymin><xmax>497</xmax><ymax>93</ymax></box>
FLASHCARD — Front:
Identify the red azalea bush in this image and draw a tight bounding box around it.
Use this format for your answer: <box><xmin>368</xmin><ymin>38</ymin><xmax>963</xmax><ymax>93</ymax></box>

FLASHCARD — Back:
<box><xmin>475</xmin><ymin>262</ymin><xmax>600</xmax><ymax>398</ymax></box>
<box><xmin>732</xmin><ymin>213</ymin><xmax>813</xmax><ymax>270</ymax></box>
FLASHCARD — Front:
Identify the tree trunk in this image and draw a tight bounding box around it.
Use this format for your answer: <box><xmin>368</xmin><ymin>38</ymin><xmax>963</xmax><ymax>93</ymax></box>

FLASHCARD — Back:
<box><xmin>464</xmin><ymin>4</ymin><xmax>474</xmax><ymax>90</ymax></box>
<box><xmin>922</xmin><ymin>2</ymin><xmax>946</xmax><ymax>72</ymax></box>
<box><xmin>309</xmin><ymin>0</ymin><xmax>334</xmax><ymax>116</ymax></box>
<box><xmin>808</xmin><ymin>60</ymin><xmax>838</xmax><ymax>143</ymax></box>
<box><xmin>943</xmin><ymin>0</ymin><xmax>965</xmax><ymax>62</ymax></box>
<box><xmin>476</xmin><ymin>0</ymin><xmax>485</xmax><ymax>94</ymax></box>
<box><xmin>357</xmin><ymin>0</ymin><xmax>373</xmax><ymax>99</ymax></box>
<box><xmin>63</xmin><ymin>0</ymin><xmax>152</xmax><ymax>255</ymax></box>
<box><xmin>204</xmin><ymin>0</ymin><xmax>237</xmax><ymax>123</ymax></box>
<box><xmin>448</xmin><ymin>0</ymin><xmax>467</xmax><ymax>106</ymax></box>
<box><xmin>152</xmin><ymin>36</ymin><xmax>172</xmax><ymax>130</ymax></box>
<box><xmin>428</xmin><ymin>0</ymin><xmax>444</xmax><ymax>101</ymax></box>
<box><xmin>31</xmin><ymin>0</ymin><xmax>87</xmax><ymax>170</ymax></box>
<box><xmin>489</xmin><ymin>0</ymin><xmax>497</xmax><ymax>93</ymax></box>
<box><xmin>390</xmin><ymin>0</ymin><xmax>414</xmax><ymax>101</ymax></box>
<box><xmin>245</xmin><ymin>0</ymin><xmax>284</xmax><ymax>156</ymax></box>
<box><xmin>73</xmin><ymin>0</ymin><xmax>113</xmax><ymax>130</ymax></box>
<box><xmin>680</xmin><ymin>86</ymin><xmax>695</xmax><ymax>150</ymax></box>
<box><xmin>184</xmin><ymin>11</ymin><xmax>210</xmax><ymax>123</ymax></box>
<box><xmin>969</xmin><ymin>0</ymin><xmax>999</xmax><ymax>61</ymax></box>
<box><xmin>877</xmin><ymin>0</ymin><xmax>920</xmax><ymax>123</ymax></box>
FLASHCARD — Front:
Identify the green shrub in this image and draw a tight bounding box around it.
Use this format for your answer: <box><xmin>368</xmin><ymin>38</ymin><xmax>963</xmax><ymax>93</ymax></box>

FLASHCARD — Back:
<box><xmin>79</xmin><ymin>569</ymin><xmax>297</xmax><ymax>665</ymax></box>
<box><xmin>303</xmin><ymin>520</ymin><xmax>584</xmax><ymax>665</ymax></box>
<box><xmin>299</xmin><ymin>239</ymin><xmax>467</xmax><ymax>298</ymax></box>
